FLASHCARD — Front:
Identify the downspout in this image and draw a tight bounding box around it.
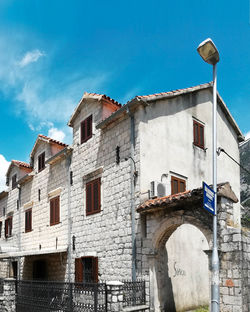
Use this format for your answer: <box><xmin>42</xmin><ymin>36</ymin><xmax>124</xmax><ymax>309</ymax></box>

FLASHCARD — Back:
<box><xmin>66</xmin><ymin>153</ymin><xmax>72</xmax><ymax>283</ymax></box>
<box><xmin>17</xmin><ymin>185</ymin><xmax>21</xmax><ymax>280</ymax></box>
<box><xmin>127</xmin><ymin>107</ymin><xmax>136</xmax><ymax>282</ymax></box>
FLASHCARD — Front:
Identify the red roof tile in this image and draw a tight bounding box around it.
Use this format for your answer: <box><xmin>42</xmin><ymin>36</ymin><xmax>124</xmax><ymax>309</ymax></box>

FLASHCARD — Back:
<box><xmin>87</xmin><ymin>92</ymin><xmax>122</xmax><ymax>108</ymax></box>
<box><xmin>38</xmin><ymin>134</ymin><xmax>68</xmax><ymax>147</ymax></box>
<box><xmin>11</xmin><ymin>160</ymin><xmax>31</xmax><ymax>169</ymax></box>
<box><xmin>137</xmin><ymin>82</ymin><xmax>212</xmax><ymax>99</ymax></box>
<box><xmin>138</xmin><ymin>190</ymin><xmax>193</xmax><ymax>212</ymax></box>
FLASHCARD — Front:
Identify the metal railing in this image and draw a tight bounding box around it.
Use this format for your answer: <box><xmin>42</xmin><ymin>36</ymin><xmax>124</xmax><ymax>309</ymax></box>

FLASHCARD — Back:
<box><xmin>14</xmin><ymin>279</ymin><xmax>146</xmax><ymax>311</ymax></box>
<box><xmin>0</xmin><ymin>278</ymin><xmax>4</xmax><ymax>294</ymax></box>
<box><xmin>16</xmin><ymin>280</ymin><xmax>107</xmax><ymax>312</ymax></box>
<box><xmin>122</xmin><ymin>280</ymin><xmax>146</xmax><ymax>307</ymax></box>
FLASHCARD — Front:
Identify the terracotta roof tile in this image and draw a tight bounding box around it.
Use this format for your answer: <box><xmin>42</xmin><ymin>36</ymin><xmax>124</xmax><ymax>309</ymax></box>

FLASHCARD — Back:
<box><xmin>11</xmin><ymin>160</ymin><xmax>32</xmax><ymax>169</ymax></box>
<box><xmin>137</xmin><ymin>82</ymin><xmax>212</xmax><ymax>99</ymax></box>
<box><xmin>86</xmin><ymin>92</ymin><xmax>122</xmax><ymax>108</ymax></box>
<box><xmin>38</xmin><ymin>134</ymin><xmax>68</xmax><ymax>147</ymax></box>
<box><xmin>138</xmin><ymin>190</ymin><xmax>193</xmax><ymax>211</ymax></box>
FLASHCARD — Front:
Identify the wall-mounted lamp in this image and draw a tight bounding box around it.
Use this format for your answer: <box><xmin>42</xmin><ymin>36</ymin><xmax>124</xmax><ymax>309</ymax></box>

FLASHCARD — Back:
<box><xmin>125</xmin><ymin>156</ymin><xmax>138</xmax><ymax>178</ymax></box>
<box><xmin>72</xmin><ymin>235</ymin><xmax>76</xmax><ymax>251</ymax></box>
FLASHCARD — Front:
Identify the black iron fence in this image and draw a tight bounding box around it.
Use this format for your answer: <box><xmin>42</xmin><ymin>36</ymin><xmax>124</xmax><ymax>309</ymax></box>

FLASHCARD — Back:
<box><xmin>122</xmin><ymin>280</ymin><xmax>146</xmax><ymax>307</ymax></box>
<box><xmin>0</xmin><ymin>278</ymin><xmax>3</xmax><ymax>294</ymax></box>
<box><xmin>16</xmin><ymin>280</ymin><xmax>107</xmax><ymax>312</ymax></box>
<box><xmin>14</xmin><ymin>279</ymin><xmax>145</xmax><ymax>312</ymax></box>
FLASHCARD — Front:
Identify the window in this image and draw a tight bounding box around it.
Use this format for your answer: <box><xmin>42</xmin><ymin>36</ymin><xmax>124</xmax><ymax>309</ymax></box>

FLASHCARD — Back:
<box><xmin>12</xmin><ymin>174</ymin><xmax>17</xmax><ymax>189</ymax></box>
<box><xmin>25</xmin><ymin>209</ymin><xmax>32</xmax><ymax>232</ymax></box>
<box><xmin>193</xmin><ymin>120</ymin><xmax>204</xmax><ymax>149</ymax></box>
<box><xmin>50</xmin><ymin>196</ymin><xmax>60</xmax><ymax>226</ymax></box>
<box><xmin>75</xmin><ymin>257</ymin><xmax>98</xmax><ymax>283</ymax></box>
<box><xmin>5</xmin><ymin>216</ymin><xmax>12</xmax><ymax>238</ymax></box>
<box><xmin>171</xmin><ymin>176</ymin><xmax>186</xmax><ymax>195</ymax></box>
<box><xmin>38</xmin><ymin>152</ymin><xmax>45</xmax><ymax>172</ymax></box>
<box><xmin>86</xmin><ymin>178</ymin><xmax>101</xmax><ymax>216</ymax></box>
<box><xmin>0</xmin><ymin>221</ymin><xmax>2</xmax><ymax>238</ymax></box>
<box><xmin>81</xmin><ymin>115</ymin><xmax>92</xmax><ymax>144</ymax></box>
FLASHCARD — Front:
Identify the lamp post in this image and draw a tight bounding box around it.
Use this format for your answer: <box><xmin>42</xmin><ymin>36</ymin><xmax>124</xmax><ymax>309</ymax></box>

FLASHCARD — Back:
<box><xmin>197</xmin><ymin>38</ymin><xmax>220</xmax><ymax>312</ymax></box>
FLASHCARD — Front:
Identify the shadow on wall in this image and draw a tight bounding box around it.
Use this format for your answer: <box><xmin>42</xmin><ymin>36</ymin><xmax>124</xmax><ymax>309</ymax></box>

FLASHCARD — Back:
<box><xmin>156</xmin><ymin>247</ymin><xmax>176</xmax><ymax>312</ymax></box>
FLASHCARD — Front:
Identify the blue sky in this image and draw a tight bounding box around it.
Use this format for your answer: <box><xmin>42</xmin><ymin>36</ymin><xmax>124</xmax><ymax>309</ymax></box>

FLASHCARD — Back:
<box><xmin>0</xmin><ymin>0</ymin><xmax>250</xmax><ymax>189</ymax></box>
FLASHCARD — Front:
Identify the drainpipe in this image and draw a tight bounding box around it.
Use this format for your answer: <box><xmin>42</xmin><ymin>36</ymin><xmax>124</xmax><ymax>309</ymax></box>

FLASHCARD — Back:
<box><xmin>65</xmin><ymin>152</ymin><xmax>72</xmax><ymax>283</ymax></box>
<box><xmin>17</xmin><ymin>185</ymin><xmax>21</xmax><ymax>280</ymax></box>
<box><xmin>127</xmin><ymin>107</ymin><xmax>136</xmax><ymax>282</ymax></box>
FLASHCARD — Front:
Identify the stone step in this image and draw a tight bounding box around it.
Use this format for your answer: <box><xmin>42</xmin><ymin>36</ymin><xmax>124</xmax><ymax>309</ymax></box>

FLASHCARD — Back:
<box><xmin>122</xmin><ymin>305</ymin><xmax>150</xmax><ymax>312</ymax></box>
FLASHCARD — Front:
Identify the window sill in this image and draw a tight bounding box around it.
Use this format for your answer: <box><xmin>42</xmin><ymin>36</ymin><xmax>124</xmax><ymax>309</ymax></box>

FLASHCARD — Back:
<box><xmin>193</xmin><ymin>143</ymin><xmax>206</xmax><ymax>151</ymax></box>
<box><xmin>86</xmin><ymin>210</ymin><xmax>101</xmax><ymax>216</ymax></box>
<box><xmin>49</xmin><ymin>221</ymin><xmax>61</xmax><ymax>227</ymax></box>
<box><xmin>25</xmin><ymin>229</ymin><xmax>33</xmax><ymax>233</ymax></box>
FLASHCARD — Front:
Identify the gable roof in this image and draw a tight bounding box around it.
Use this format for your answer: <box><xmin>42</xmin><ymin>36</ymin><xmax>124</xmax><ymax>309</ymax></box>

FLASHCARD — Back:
<box><xmin>96</xmin><ymin>82</ymin><xmax>244</xmax><ymax>142</ymax></box>
<box><xmin>30</xmin><ymin>134</ymin><xmax>68</xmax><ymax>158</ymax></box>
<box><xmin>6</xmin><ymin>160</ymin><xmax>32</xmax><ymax>177</ymax></box>
<box><xmin>68</xmin><ymin>92</ymin><xmax>121</xmax><ymax>127</ymax></box>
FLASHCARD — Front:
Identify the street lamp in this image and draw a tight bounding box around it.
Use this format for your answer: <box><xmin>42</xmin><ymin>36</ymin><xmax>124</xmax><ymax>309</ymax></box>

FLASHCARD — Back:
<box><xmin>197</xmin><ymin>38</ymin><xmax>220</xmax><ymax>312</ymax></box>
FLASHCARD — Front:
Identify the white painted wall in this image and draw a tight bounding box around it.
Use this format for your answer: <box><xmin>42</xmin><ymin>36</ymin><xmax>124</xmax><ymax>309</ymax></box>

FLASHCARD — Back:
<box><xmin>138</xmin><ymin>89</ymin><xmax>240</xmax><ymax>225</ymax></box>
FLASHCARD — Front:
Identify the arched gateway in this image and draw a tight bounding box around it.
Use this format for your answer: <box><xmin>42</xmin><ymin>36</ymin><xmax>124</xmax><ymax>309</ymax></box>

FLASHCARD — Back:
<box><xmin>136</xmin><ymin>183</ymin><xmax>246</xmax><ymax>312</ymax></box>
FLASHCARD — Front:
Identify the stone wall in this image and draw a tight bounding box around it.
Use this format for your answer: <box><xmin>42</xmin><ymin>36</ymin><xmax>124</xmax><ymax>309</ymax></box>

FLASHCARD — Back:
<box><xmin>218</xmin><ymin>197</ymin><xmax>250</xmax><ymax>312</ymax></box>
<box><xmin>70</xmin><ymin>99</ymin><xmax>141</xmax><ymax>282</ymax></box>
<box><xmin>0</xmin><ymin>278</ymin><xmax>15</xmax><ymax>312</ymax></box>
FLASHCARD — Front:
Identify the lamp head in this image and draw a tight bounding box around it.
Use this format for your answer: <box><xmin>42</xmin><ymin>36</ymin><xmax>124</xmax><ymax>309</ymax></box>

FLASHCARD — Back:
<box><xmin>197</xmin><ymin>38</ymin><xmax>219</xmax><ymax>65</ymax></box>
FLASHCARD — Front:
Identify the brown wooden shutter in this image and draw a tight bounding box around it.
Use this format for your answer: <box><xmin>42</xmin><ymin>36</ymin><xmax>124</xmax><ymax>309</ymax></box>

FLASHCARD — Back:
<box><xmin>86</xmin><ymin>183</ymin><xmax>92</xmax><ymax>215</ymax></box>
<box><xmin>81</xmin><ymin>120</ymin><xmax>86</xmax><ymax>143</ymax></box>
<box><xmin>93</xmin><ymin>257</ymin><xmax>98</xmax><ymax>283</ymax></box>
<box><xmin>86</xmin><ymin>115</ymin><xmax>92</xmax><ymax>139</ymax></box>
<box><xmin>5</xmin><ymin>219</ymin><xmax>8</xmax><ymax>238</ymax></box>
<box><xmin>50</xmin><ymin>199</ymin><xmax>54</xmax><ymax>225</ymax></box>
<box><xmin>93</xmin><ymin>179</ymin><xmax>100</xmax><ymax>212</ymax></box>
<box><xmin>193</xmin><ymin>121</ymin><xmax>198</xmax><ymax>145</ymax></box>
<box><xmin>180</xmin><ymin>181</ymin><xmax>186</xmax><ymax>193</ymax></box>
<box><xmin>25</xmin><ymin>211</ymin><xmax>28</xmax><ymax>232</ymax></box>
<box><xmin>55</xmin><ymin>197</ymin><xmax>60</xmax><ymax>224</ymax></box>
<box><xmin>75</xmin><ymin>258</ymin><xmax>83</xmax><ymax>283</ymax></box>
<box><xmin>199</xmin><ymin>124</ymin><xmax>204</xmax><ymax>148</ymax></box>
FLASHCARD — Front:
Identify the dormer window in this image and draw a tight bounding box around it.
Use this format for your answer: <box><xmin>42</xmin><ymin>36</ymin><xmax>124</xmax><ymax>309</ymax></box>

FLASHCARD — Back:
<box><xmin>12</xmin><ymin>174</ymin><xmax>17</xmax><ymax>189</ymax></box>
<box><xmin>81</xmin><ymin>115</ymin><xmax>92</xmax><ymax>144</ymax></box>
<box><xmin>38</xmin><ymin>152</ymin><xmax>45</xmax><ymax>172</ymax></box>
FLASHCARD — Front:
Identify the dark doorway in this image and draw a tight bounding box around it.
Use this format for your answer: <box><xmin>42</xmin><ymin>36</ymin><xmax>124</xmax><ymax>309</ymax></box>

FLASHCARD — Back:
<box><xmin>32</xmin><ymin>260</ymin><xmax>47</xmax><ymax>280</ymax></box>
<box><xmin>12</xmin><ymin>261</ymin><xmax>18</xmax><ymax>279</ymax></box>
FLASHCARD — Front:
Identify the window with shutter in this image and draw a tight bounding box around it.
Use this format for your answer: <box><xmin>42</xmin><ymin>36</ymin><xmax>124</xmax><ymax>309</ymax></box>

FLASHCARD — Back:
<box><xmin>25</xmin><ymin>209</ymin><xmax>32</xmax><ymax>233</ymax></box>
<box><xmin>12</xmin><ymin>174</ymin><xmax>17</xmax><ymax>189</ymax></box>
<box><xmin>81</xmin><ymin>115</ymin><xmax>92</xmax><ymax>144</ymax></box>
<box><xmin>5</xmin><ymin>217</ymin><xmax>12</xmax><ymax>238</ymax></box>
<box><xmin>86</xmin><ymin>178</ymin><xmax>101</xmax><ymax>216</ymax></box>
<box><xmin>38</xmin><ymin>152</ymin><xmax>45</xmax><ymax>172</ymax></box>
<box><xmin>171</xmin><ymin>176</ymin><xmax>186</xmax><ymax>195</ymax></box>
<box><xmin>75</xmin><ymin>257</ymin><xmax>98</xmax><ymax>283</ymax></box>
<box><xmin>193</xmin><ymin>120</ymin><xmax>205</xmax><ymax>149</ymax></box>
<box><xmin>50</xmin><ymin>196</ymin><xmax>60</xmax><ymax>226</ymax></box>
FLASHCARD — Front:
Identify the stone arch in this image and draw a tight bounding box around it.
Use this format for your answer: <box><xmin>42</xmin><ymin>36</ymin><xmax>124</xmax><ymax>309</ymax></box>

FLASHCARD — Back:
<box><xmin>153</xmin><ymin>211</ymin><xmax>213</xmax><ymax>253</ymax></box>
<box><xmin>149</xmin><ymin>210</ymin><xmax>213</xmax><ymax>312</ymax></box>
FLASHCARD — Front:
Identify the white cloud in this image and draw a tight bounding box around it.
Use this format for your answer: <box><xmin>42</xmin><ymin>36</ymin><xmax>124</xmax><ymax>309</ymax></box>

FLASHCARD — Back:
<box><xmin>19</xmin><ymin>49</ymin><xmax>45</xmax><ymax>67</ymax></box>
<box><xmin>0</xmin><ymin>33</ymin><xmax>109</xmax><ymax>140</ymax></box>
<box><xmin>48</xmin><ymin>127</ymin><xmax>66</xmax><ymax>142</ymax></box>
<box><xmin>0</xmin><ymin>154</ymin><xmax>10</xmax><ymax>192</ymax></box>
<box><xmin>244</xmin><ymin>131</ymin><xmax>250</xmax><ymax>140</ymax></box>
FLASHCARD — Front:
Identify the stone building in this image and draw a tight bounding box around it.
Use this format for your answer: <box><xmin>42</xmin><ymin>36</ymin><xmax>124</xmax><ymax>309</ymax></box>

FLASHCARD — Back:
<box><xmin>0</xmin><ymin>82</ymin><xmax>249</xmax><ymax>311</ymax></box>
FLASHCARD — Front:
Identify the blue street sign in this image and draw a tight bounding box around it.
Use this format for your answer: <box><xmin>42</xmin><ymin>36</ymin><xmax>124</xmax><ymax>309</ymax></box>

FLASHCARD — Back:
<box><xmin>203</xmin><ymin>182</ymin><xmax>215</xmax><ymax>215</ymax></box>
